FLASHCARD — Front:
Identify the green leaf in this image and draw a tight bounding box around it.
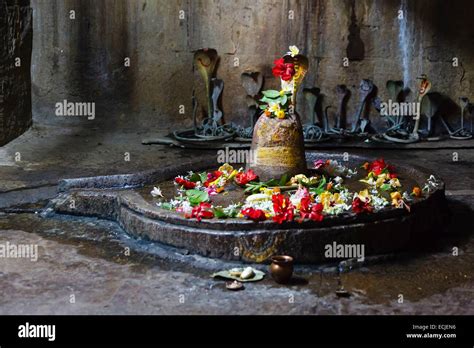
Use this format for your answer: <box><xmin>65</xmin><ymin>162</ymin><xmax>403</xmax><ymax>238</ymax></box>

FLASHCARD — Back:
<box><xmin>262</xmin><ymin>90</ymin><xmax>280</xmax><ymax>98</ymax></box>
<box><xmin>159</xmin><ymin>202</ymin><xmax>173</xmax><ymax>210</ymax></box>
<box><xmin>310</xmin><ymin>176</ymin><xmax>327</xmax><ymax>195</ymax></box>
<box><xmin>259</xmin><ymin>104</ymin><xmax>267</xmax><ymax>110</ymax></box>
<box><xmin>380</xmin><ymin>183</ymin><xmax>392</xmax><ymax>191</ymax></box>
<box><xmin>224</xmin><ymin>205</ymin><xmax>241</xmax><ymax>218</ymax></box>
<box><xmin>279</xmin><ymin>174</ymin><xmax>288</xmax><ymax>186</ymax></box>
<box><xmin>189</xmin><ymin>172</ymin><xmax>201</xmax><ymax>182</ymax></box>
<box><xmin>260</xmin><ymin>96</ymin><xmax>278</xmax><ymax>104</ymax></box>
<box><xmin>213</xmin><ymin>207</ymin><xmax>228</xmax><ymax>219</ymax></box>
<box><xmin>265</xmin><ymin>179</ymin><xmax>279</xmax><ymax>186</ymax></box>
<box><xmin>211</xmin><ymin>269</ymin><xmax>265</xmax><ymax>282</ymax></box>
<box><xmin>280</xmin><ymin>94</ymin><xmax>288</xmax><ymax>105</ymax></box>
<box><xmin>186</xmin><ymin>189</ymin><xmax>209</xmax><ymax>205</ymax></box>
<box><xmin>199</xmin><ymin>172</ymin><xmax>208</xmax><ymax>183</ymax></box>
<box><xmin>244</xmin><ymin>181</ymin><xmax>267</xmax><ymax>194</ymax></box>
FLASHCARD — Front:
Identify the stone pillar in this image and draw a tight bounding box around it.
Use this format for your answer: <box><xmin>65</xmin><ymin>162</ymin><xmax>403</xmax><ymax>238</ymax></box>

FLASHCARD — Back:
<box><xmin>0</xmin><ymin>0</ymin><xmax>32</xmax><ymax>146</ymax></box>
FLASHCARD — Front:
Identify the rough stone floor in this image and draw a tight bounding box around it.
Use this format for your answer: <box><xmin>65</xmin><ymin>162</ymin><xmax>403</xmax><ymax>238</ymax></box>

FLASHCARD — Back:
<box><xmin>0</xmin><ymin>124</ymin><xmax>473</xmax><ymax>314</ymax></box>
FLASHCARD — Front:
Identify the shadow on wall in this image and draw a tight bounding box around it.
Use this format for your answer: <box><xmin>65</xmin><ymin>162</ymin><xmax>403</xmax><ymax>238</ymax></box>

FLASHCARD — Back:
<box><xmin>28</xmin><ymin>0</ymin><xmax>474</xmax><ymax>135</ymax></box>
<box><xmin>0</xmin><ymin>0</ymin><xmax>32</xmax><ymax>146</ymax></box>
<box><xmin>31</xmin><ymin>0</ymin><xmax>138</xmax><ymax>130</ymax></box>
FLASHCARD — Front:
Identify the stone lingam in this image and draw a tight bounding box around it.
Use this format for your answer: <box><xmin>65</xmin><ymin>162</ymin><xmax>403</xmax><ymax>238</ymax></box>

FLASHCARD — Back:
<box><xmin>248</xmin><ymin>47</ymin><xmax>308</xmax><ymax>181</ymax></box>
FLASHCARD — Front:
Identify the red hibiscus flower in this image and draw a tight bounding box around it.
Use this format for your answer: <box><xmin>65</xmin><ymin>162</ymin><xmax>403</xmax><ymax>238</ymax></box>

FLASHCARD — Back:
<box><xmin>235</xmin><ymin>169</ymin><xmax>258</xmax><ymax>186</ymax></box>
<box><xmin>186</xmin><ymin>202</ymin><xmax>214</xmax><ymax>221</ymax></box>
<box><xmin>241</xmin><ymin>207</ymin><xmax>267</xmax><ymax>222</ymax></box>
<box><xmin>272</xmin><ymin>58</ymin><xmax>295</xmax><ymax>81</ymax></box>
<box><xmin>175</xmin><ymin>177</ymin><xmax>196</xmax><ymax>189</ymax></box>
<box><xmin>366</xmin><ymin>158</ymin><xmax>397</xmax><ymax>177</ymax></box>
<box><xmin>272</xmin><ymin>193</ymin><xmax>295</xmax><ymax>224</ymax></box>
<box><xmin>351</xmin><ymin>197</ymin><xmax>373</xmax><ymax>214</ymax></box>
<box><xmin>299</xmin><ymin>197</ymin><xmax>324</xmax><ymax>222</ymax></box>
<box><xmin>204</xmin><ymin>170</ymin><xmax>223</xmax><ymax>187</ymax></box>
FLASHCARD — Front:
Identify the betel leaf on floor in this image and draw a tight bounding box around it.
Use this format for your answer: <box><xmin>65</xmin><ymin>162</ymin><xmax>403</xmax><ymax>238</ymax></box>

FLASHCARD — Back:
<box><xmin>211</xmin><ymin>269</ymin><xmax>265</xmax><ymax>282</ymax></box>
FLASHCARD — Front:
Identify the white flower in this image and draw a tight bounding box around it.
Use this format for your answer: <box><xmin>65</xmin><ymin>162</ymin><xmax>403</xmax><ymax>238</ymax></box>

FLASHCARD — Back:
<box><xmin>287</xmin><ymin>45</ymin><xmax>299</xmax><ymax>57</ymax></box>
<box><xmin>280</xmin><ymin>79</ymin><xmax>294</xmax><ymax>94</ymax></box>
<box><xmin>181</xmin><ymin>201</ymin><xmax>193</xmax><ymax>215</ymax></box>
<box><xmin>371</xmin><ymin>195</ymin><xmax>389</xmax><ymax>211</ymax></box>
<box><xmin>151</xmin><ymin>186</ymin><xmax>163</xmax><ymax>198</ymax></box>
<box><xmin>402</xmin><ymin>191</ymin><xmax>413</xmax><ymax>201</ymax></box>
<box><xmin>246</xmin><ymin>193</ymin><xmax>272</xmax><ymax>203</ymax></box>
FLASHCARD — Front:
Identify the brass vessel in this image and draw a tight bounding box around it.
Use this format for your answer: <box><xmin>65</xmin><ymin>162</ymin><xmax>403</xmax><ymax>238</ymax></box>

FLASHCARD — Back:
<box><xmin>269</xmin><ymin>255</ymin><xmax>294</xmax><ymax>284</ymax></box>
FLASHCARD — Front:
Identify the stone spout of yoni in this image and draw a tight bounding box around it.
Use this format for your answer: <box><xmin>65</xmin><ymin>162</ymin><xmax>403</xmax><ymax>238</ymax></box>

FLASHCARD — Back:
<box><xmin>247</xmin><ymin>112</ymin><xmax>307</xmax><ymax>181</ymax></box>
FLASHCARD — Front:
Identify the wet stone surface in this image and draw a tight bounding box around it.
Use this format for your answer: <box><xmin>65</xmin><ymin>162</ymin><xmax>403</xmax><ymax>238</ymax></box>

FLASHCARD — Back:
<box><xmin>0</xmin><ymin>128</ymin><xmax>473</xmax><ymax>314</ymax></box>
<box><xmin>0</xmin><ymin>197</ymin><xmax>472</xmax><ymax>315</ymax></box>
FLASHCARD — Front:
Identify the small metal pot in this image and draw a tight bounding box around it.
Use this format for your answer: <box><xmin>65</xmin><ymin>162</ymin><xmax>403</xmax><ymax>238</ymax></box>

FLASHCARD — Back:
<box><xmin>269</xmin><ymin>255</ymin><xmax>294</xmax><ymax>284</ymax></box>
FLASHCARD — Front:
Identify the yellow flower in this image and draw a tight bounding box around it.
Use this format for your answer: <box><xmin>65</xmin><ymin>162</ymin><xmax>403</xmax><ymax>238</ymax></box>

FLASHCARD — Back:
<box><xmin>227</xmin><ymin>169</ymin><xmax>238</xmax><ymax>181</ymax></box>
<box><xmin>218</xmin><ymin>163</ymin><xmax>234</xmax><ymax>174</ymax></box>
<box><xmin>332</xmin><ymin>192</ymin><xmax>344</xmax><ymax>205</ymax></box>
<box><xmin>375</xmin><ymin>173</ymin><xmax>389</xmax><ymax>186</ymax></box>
<box><xmin>390</xmin><ymin>191</ymin><xmax>402</xmax><ymax>207</ymax></box>
<box><xmin>390</xmin><ymin>178</ymin><xmax>401</xmax><ymax>188</ymax></box>
<box><xmin>260</xmin><ymin>188</ymin><xmax>275</xmax><ymax>196</ymax></box>
<box><xmin>287</xmin><ymin>45</ymin><xmax>300</xmax><ymax>57</ymax></box>
<box><xmin>319</xmin><ymin>191</ymin><xmax>344</xmax><ymax>211</ymax></box>
<box><xmin>320</xmin><ymin>191</ymin><xmax>332</xmax><ymax>210</ymax></box>
<box><xmin>358</xmin><ymin>189</ymin><xmax>371</xmax><ymax>202</ymax></box>
<box><xmin>279</xmin><ymin>90</ymin><xmax>285</xmax><ymax>96</ymax></box>
<box><xmin>276</xmin><ymin>110</ymin><xmax>286</xmax><ymax>119</ymax></box>
<box><xmin>390</xmin><ymin>191</ymin><xmax>401</xmax><ymax>200</ymax></box>
<box><xmin>268</xmin><ymin>103</ymin><xmax>280</xmax><ymax>114</ymax></box>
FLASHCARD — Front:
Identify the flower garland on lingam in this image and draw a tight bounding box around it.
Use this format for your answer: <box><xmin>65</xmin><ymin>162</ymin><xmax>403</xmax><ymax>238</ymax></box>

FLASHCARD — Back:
<box><xmin>152</xmin><ymin>46</ymin><xmax>430</xmax><ymax>223</ymax></box>
<box><xmin>258</xmin><ymin>45</ymin><xmax>301</xmax><ymax>119</ymax></box>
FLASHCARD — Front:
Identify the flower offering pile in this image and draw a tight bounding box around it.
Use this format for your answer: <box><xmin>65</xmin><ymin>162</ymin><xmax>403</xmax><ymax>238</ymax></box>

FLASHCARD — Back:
<box><xmin>152</xmin><ymin>158</ymin><xmax>430</xmax><ymax>224</ymax></box>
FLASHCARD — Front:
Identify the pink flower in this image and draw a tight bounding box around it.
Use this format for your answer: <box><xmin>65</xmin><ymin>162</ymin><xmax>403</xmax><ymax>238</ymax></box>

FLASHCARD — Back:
<box><xmin>314</xmin><ymin>160</ymin><xmax>327</xmax><ymax>170</ymax></box>
<box><xmin>205</xmin><ymin>185</ymin><xmax>218</xmax><ymax>196</ymax></box>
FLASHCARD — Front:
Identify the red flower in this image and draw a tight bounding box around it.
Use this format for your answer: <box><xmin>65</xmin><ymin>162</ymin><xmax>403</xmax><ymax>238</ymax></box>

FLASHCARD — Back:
<box><xmin>175</xmin><ymin>177</ymin><xmax>196</xmax><ymax>189</ymax></box>
<box><xmin>272</xmin><ymin>58</ymin><xmax>295</xmax><ymax>81</ymax></box>
<box><xmin>272</xmin><ymin>193</ymin><xmax>295</xmax><ymax>224</ymax></box>
<box><xmin>366</xmin><ymin>158</ymin><xmax>396</xmax><ymax>177</ymax></box>
<box><xmin>351</xmin><ymin>197</ymin><xmax>373</xmax><ymax>214</ymax></box>
<box><xmin>235</xmin><ymin>169</ymin><xmax>258</xmax><ymax>186</ymax></box>
<box><xmin>369</xmin><ymin>158</ymin><xmax>386</xmax><ymax>176</ymax></box>
<box><xmin>204</xmin><ymin>170</ymin><xmax>223</xmax><ymax>187</ymax></box>
<box><xmin>299</xmin><ymin>197</ymin><xmax>324</xmax><ymax>222</ymax></box>
<box><xmin>241</xmin><ymin>207</ymin><xmax>267</xmax><ymax>222</ymax></box>
<box><xmin>186</xmin><ymin>202</ymin><xmax>214</xmax><ymax>221</ymax></box>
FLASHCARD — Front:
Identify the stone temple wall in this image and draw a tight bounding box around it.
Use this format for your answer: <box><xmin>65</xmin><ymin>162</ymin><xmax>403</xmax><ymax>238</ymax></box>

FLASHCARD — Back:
<box><xmin>30</xmin><ymin>0</ymin><xmax>474</xmax><ymax>132</ymax></box>
<box><xmin>0</xmin><ymin>0</ymin><xmax>32</xmax><ymax>146</ymax></box>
